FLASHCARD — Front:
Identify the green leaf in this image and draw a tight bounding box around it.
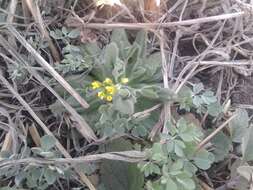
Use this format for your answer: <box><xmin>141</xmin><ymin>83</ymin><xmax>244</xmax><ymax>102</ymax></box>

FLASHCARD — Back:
<box><xmin>151</xmin><ymin>143</ymin><xmax>167</xmax><ymax>161</ymax></box>
<box><xmin>170</xmin><ymin>159</ymin><xmax>184</xmax><ymax>172</ymax></box>
<box><xmin>63</xmin><ymin>44</ymin><xmax>80</xmax><ymax>53</ymax></box>
<box><xmin>100</xmin><ymin>139</ymin><xmax>144</xmax><ymax>190</ymax></box>
<box><xmin>140</xmin><ymin>88</ymin><xmax>159</xmax><ymax>99</ymax></box>
<box><xmin>128</xmin><ymin>164</ymin><xmax>145</xmax><ymax>190</ymax></box>
<box><xmin>201</xmin><ymin>91</ymin><xmax>217</xmax><ymax>105</ymax></box>
<box><xmin>152</xmin><ymin>143</ymin><xmax>164</xmax><ymax>154</ymax></box>
<box><xmin>103</xmin><ymin>125</ymin><xmax>115</xmax><ymax>137</ymax></box>
<box><xmin>105</xmin><ymin>42</ymin><xmax>119</xmax><ymax>72</ymax></box>
<box><xmin>68</xmin><ymin>28</ymin><xmax>80</xmax><ymax>38</ymax></box>
<box><xmin>146</xmin><ymin>180</ymin><xmax>163</xmax><ymax>190</ymax></box>
<box><xmin>62</xmin><ymin>26</ymin><xmax>68</xmax><ymax>35</ymax></box>
<box><xmin>166</xmin><ymin>141</ymin><xmax>174</xmax><ymax>153</ymax></box>
<box><xmin>230</xmin><ymin>109</ymin><xmax>249</xmax><ymax>143</ymax></box>
<box><xmin>139</xmin><ymin>162</ymin><xmax>160</xmax><ymax>177</ymax></box>
<box><xmin>194</xmin><ymin>150</ymin><xmax>214</xmax><ymax>170</ymax></box>
<box><xmin>134</xmin><ymin>30</ymin><xmax>147</xmax><ymax>57</ymax></box>
<box><xmin>129</xmin><ymin>67</ymin><xmax>146</xmax><ymax>82</ymax></box>
<box><xmin>49</xmin><ymin>29</ymin><xmax>63</xmax><ymax>39</ymax></box>
<box><xmin>76</xmin><ymin>163</ymin><xmax>97</xmax><ymax>175</ymax></box>
<box><xmin>112</xmin><ymin>59</ymin><xmax>125</xmax><ymax>80</ymax></box>
<box><xmin>111</xmin><ymin>29</ymin><xmax>130</xmax><ymax>58</ymax></box>
<box><xmin>113</xmin><ymin>118</ymin><xmax>128</xmax><ymax>131</ymax></box>
<box><xmin>174</xmin><ymin>140</ymin><xmax>186</xmax><ymax>149</ymax></box>
<box><xmin>176</xmin><ymin>177</ymin><xmax>195</xmax><ymax>190</ymax></box>
<box><xmin>0</xmin><ymin>150</ymin><xmax>11</xmax><ymax>159</ymax></box>
<box><xmin>207</xmin><ymin>102</ymin><xmax>222</xmax><ymax>117</ymax></box>
<box><xmin>192</xmin><ymin>96</ymin><xmax>203</xmax><ymax>107</ymax></box>
<box><xmin>184</xmin><ymin>161</ymin><xmax>198</xmax><ymax>176</ymax></box>
<box><xmin>44</xmin><ymin>168</ymin><xmax>57</xmax><ymax>185</ymax></box>
<box><xmin>26</xmin><ymin>167</ymin><xmax>42</xmax><ymax>188</ymax></box>
<box><xmin>157</xmin><ymin>88</ymin><xmax>175</xmax><ymax>101</ymax></box>
<box><xmin>113</xmin><ymin>96</ymin><xmax>135</xmax><ymax>115</ymax></box>
<box><xmin>174</xmin><ymin>143</ymin><xmax>184</xmax><ymax>157</ymax></box>
<box><xmin>210</xmin><ymin>131</ymin><xmax>231</xmax><ymax>162</ymax></box>
<box><xmin>132</xmin><ymin>125</ymin><xmax>147</xmax><ymax>137</ymax></box>
<box><xmin>165</xmin><ymin>177</ymin><xmax>178</xmax><ymax>190</ymax></box>
<box><xmin>118</xmin><ymin>89</ymin><xmax>130</xmax><ymax>98</ymax></box>
<box><xmin>40</xmin><ymin>135</ymin><xmax>56</xmax><ymax>151</ymax></box>
<box><xmin>15</xmin><ymin>171</ymin><xmax>26</xmax><ymax>186</ymax></box>
<box><xmin>144</xmin><ymin>53</ymin><xmax>162</xmax><ymax>77</ymax></box>
<box><xmin>193</xmin><ymin>83</ymin><xmax>204</xmax><ymax>94</ymax></box>
<box><xmin>151</xmin><ymin>164</ymin><xmax>161</xmax><ymax>175</ymax></box>
<box><xmin>39</xmin><ymin>151</ymin><xmax>55</xmax><ymax>158</ymax></box>
<box><xmin>242</xmin><ymin>125</ymin><xmax>253</xmax><ymax>161</ymax></box>
<box><xmin>177</xmin><ymin>86</ymin><xmax>193</xmax><ymax>111</ymax></box>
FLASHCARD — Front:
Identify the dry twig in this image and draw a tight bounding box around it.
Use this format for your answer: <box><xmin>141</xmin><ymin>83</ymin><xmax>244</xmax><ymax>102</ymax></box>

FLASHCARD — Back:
<box><xmin>196</xmin><ymin>114</ymin><xmax>237</xmax><ymax>151</ymax></box>
<box><xmin>67</xmin><ymin>11</ymin><xmax>244</xmax><ymax>29</ymax></box>
<box><xmin>0</xmin><ymin>34</ymin><xmax>97</xmax><ymax>142</ymax></box>
<box><xmin>23</xmin><ymin>0</ymin><xmax>60</xmax><ymax>62</ymax></box>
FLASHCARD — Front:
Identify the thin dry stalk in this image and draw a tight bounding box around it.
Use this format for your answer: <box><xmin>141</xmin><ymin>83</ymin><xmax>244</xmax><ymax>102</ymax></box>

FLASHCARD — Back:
<box><xmin>28</xmin><ymin>69</ymin><xmax>97</xmax><ymax>141</ymax></box>
<box><xmin>133</xmin><ymin>104</ymin><xmax>161</xmax><ymax>118</ymax></box>
<box><xmin>7</xmin><ymin>27</ymin><xmax>90</xmax><ymax>110</ymax></box>
<box><xmin>196</xmin><ymin>114</ymin><xmax>237</xmax><ymax>151</ymax></box>
<box><xmin>0</xmin><ymin>35</ymin><xmax>97</xmax><ymax>142</ymax></box>
<box><xmin>174</xmin><ymin>21</ymin><xmax>226</xmax><ymax>94</ymax></box>
<box><xmin>21</xmin><ymin>0</ymin><xmax>30</xmax><ymax>24</ymax></box>
<box><xmin>28</xmin><ymin>125</ymin><xmax>41</xmax><ymax>146</ymax></box>
<box><xmin>0</xmin><ymin>150</ymin><xmax>146</xmax><ymax>168</ymax></box>
<box><xmin>6</xmin><ymin>0</ymin><xmax>18</xmax><ymax>24</ymax></box>
<box><xmin>169</xmin><ymin>30</ymin><xmax>182</xmax><ymax>79</ymax></box>
<box><xmin>67</xmin><ymin>11</ymin><xmax>244</xmax><ymax>29</ymax></box>
<box><xmin>160</xmin><ymin>30</ymin><xmax>170</xmax><ymax>135</ymax></box>
<box><xmin>199</xmin><ymin>179</ymin><xmax>214</xmax><ymax>190</ymax></box>
<box><xmin>23</xmin><ymin>0</ymin><xmax>61</xmax><ymax>62</ymax></box>
<box><xmin>196</xmin><ymin>60</ymin><xmax>253</xmax><ymax>66</ymax></box>
<box><xmin>0</xmin><ymin>132</ymin><xmax>12</xmax><ymax>154</ymax></box>
<box><xmin>0</xmin><ymin>34</ymin><xmax>97</xmax><ymax>142</ymax></box>
<box><xmin>0</xmin><ymin>71</ymin><xmax>96</xmax><ymax>190</ymax></box>
<box><xmin>6</xmin><ymin>0</ymin><xmax>18</xmax><ymax>49</ymax></box>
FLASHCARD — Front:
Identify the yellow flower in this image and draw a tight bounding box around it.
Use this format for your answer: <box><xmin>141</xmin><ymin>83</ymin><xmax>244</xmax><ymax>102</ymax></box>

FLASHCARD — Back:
<box><xmin>91</xmin><ymin>81</ymin><xmax>102</xmax><ymax>89</ymax></box>
<box><xmin>97</xmin><ymin>91</ymin><xmax>105</xmax><ymax>100</ymax></box>
<box><xmin>121</xmin><ymin>77</ymin><xmax>129</xmax><ymax>84</ymax></box>
<box><xmin>105</xmin><ymin>86</ymin><xmax>116</xmax><ymax>95</ymax></box>
<box><xmin>106</xmin><ymin>96</ymin><xmax>113</xmax><ymax>102</ymax></box>
<box><xmin>103</xmin><ymin>78</ymin><xmax>113</xmax><ymax>85</ymax></box>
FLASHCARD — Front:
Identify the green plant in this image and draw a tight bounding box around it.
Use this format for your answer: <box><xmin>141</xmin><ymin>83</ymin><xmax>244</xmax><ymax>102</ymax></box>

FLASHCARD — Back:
<box><xmin>49</xmin><ymin>29</ymin><xmax>224</xmax><ymax>189</ymax></box>
<box><xmin>50</xmin><ymin>27</ymin><xmax>91</xmax><ymax>73</ymax></box>
<box><xmin>0</xmin><ymin>135</ymin><xmax>70</xmax><ymax>190</ymax></box>
<box><xmin>178</xmin><ymin>83</ymin><xmax>222</xmax><ymax>117</ymax></box>
<box><xmin>51</xmin><ymin>29</ymin><xmax>174</xmax><ymax>137</ymax></box>
<box><xmin>138</xmin><ymin>118</ymin><xmax>214</xmax><ymax>190</ymax></box>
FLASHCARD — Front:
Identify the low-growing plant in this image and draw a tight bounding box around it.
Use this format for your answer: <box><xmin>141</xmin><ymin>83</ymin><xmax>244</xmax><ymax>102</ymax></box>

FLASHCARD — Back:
<box><xmin>0</xmin><ymin>135</ymin><xmax>67</xmax><ymax>190</ymax></box>
<box><xmin>50</xmin><ymin>27</ymin><xmax>91</xmax><ymax>73</ymax></box>
<box><xmin>138</xmin><ymin>118</ymin><xmax>214</xmax><ymax>190</ymax></box>
<box><xmin>0</xmin><ymin>26</ymin><xmax>226</xmax><ymax>190</ymax></box>
<box><xmin>49</xmin><ymin>29</ymin><xmax>223</xmax><ymax>189</ymax></box>
<box><xmin>51</xmin><ymin>29</ymin><xmax>174</xmax><ymax>137</ymax></box>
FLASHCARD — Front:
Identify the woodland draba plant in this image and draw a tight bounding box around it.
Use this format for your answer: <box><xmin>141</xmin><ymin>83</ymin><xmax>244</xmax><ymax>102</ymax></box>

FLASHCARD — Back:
<box><xmin>51</xmin><ymin>29</ymin><xmax>174</xmax><ymax>137</ymax></box>
<box><xmin>48</xmin><ymin>29</ymin><xmax>221</xmax><ymax>189</ymax></box>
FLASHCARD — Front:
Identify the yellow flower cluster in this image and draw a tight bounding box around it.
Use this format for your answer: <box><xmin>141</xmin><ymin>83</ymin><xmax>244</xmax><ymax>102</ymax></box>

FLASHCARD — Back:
<box><xmin>91</xmin><ymin>77</ymin><xmax>129</xmax><ymax>102</ymax></box>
